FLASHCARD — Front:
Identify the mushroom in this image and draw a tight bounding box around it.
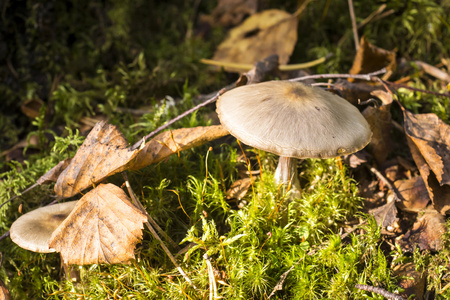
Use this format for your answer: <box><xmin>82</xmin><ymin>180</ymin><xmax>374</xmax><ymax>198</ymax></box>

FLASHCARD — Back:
<box><xmin>216</xmin><ymin>80</ymin><xmax>372</xmax><ymax>195</ymax></box>
<box><xmin>10</xmin><ymin>201</ymin><xmax>77</xmax><ymax>253</ymax></box>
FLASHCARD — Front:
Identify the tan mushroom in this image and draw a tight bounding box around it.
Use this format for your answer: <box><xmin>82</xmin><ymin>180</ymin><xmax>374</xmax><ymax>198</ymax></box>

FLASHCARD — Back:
<box><xmin>216</xmin><ymin>80</ymin><xmax>372</xmax><ymax>194</ymax></box>
<box><xmin>10</xmin><ymin>201</ymin><xmax>77</xmax><ymax>253</ymax></box>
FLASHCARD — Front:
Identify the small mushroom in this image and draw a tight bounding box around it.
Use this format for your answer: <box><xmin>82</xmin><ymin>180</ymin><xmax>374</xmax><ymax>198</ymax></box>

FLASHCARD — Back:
<box><xmin>216</xmin><ymin>80</ymin><xmax>372</xmax><ymax>194</ymax></box>
<box><xmin>10</xmin><ymin>201</ymin><xmax>77</xmax><ymax>253</ymax></box>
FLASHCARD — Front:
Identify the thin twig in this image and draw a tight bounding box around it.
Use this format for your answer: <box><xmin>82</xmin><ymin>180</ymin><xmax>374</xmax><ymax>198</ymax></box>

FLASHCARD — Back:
<box><xmin>348</xmin><ymin>0</ymin><xmax>359</xmax><ymax>50</ymax></box>
<box><xmin>121</xmin><ymin>172</ymin><xmax>197</xmax><ymax>290</ymax></box>
<box><xmin>383</xmin><ymin>80</ymin><xmax>450</xmax><ymax>98</ymax></box>
<box><xmin>355</xmin><ymin>284</ymin><xmax>406</xmax><ymax>300</ymax></box>
<box><xmin>122</xmin><ymin>172</ymin><xmax>179</xmax><ymax>250</ymax></box>
<box><xmin>368</xmin><ymin>166</ymin><xmax>400</xmax><ymax>202</ymax></box>
<box><xmin>0</xmin><ymin>183</ymin><xmax>39</xmax><ymax>211</ymax></box>
<box><xmin>289</xmin><ymin>68</ymin><xmax>386</xmax><ymax>82</ymax></box>
<box><xmin>131</xmin><ymin>88</ymin><xmax>227</xmax><ymax>150</ymax></box>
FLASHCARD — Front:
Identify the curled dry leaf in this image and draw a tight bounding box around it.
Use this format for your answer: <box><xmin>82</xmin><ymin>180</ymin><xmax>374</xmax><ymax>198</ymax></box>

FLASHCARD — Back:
<box><xmin>55</xmin><ymin>121</ymin><xmax>138</xmax><ymax>198</ymax></box>
<box><xmin>212</xmin><ymin>9</ymin><xmax>298</xmax><ymax>72</ymax></box>
<box><xmin>129</xmin><ymin>125</ymin><xmax>229</xmax><ymax>170</ymax></box>
<box><xmin>349</xmin><ymin>36</ymin><xmax>396</xmax><ymax>81</ymax></box>
<box><xmin>49</xmin><ymin>183</ymin><xmax>147</xmax><ymax>265</ymax></box>
<box><xmin>404</xmin><ymin>110</ymin><xmax>450</xmax><ymax>214</ymax></box>
<box><xmin>362</xmin><ymin>90</ymin><xmax>393</xmax><ymax>164</ymax></box>
<box><xmin>398</xmin><ymin>210</ymin><xmax>446</xmax><ymax>252</ymax></box>
<box><xmin>394</xmin><ymin>176</ymin><xmax>430</xmax><ymax>211</ymax></box>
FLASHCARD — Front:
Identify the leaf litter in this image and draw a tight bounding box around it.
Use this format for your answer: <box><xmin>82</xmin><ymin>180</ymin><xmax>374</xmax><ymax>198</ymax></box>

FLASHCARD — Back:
<box><xmin>2</xmin><ymin>2</ymin><xmax>450</xmax><ymax>299</ymax></box>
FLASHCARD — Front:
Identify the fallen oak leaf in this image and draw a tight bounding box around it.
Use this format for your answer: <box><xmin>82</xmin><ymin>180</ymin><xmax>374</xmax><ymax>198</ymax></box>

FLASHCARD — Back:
<box><xmin>55</xmin><ymin>121</ymin><xmax>138</xmax><ymax>198</ymax></box>
<box><xmin>129</xmin><ymin>125</ymin><xmax>229</xmax><ymax>170</ymax></box>
<box><xmin>49</xmin><ymin>183</ymin><xmax>147</xmax><ymax>265</ymax></box>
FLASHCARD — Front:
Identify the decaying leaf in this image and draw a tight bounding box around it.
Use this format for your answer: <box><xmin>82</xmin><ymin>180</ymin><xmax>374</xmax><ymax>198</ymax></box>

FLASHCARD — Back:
<box><xmin>332</xmin><ymin>80</ymin><xmax>382</xmax><ymax>106</ymax></box>
<box><xmin>20</xmin><ymin>98</ymin><xmax>44</xmax><ymax>119</ymax></box>
<box><xmin>129</xmin><ymin>125</ymin><xmax>229</xmax><ymax>170</ymax></box>
<box><xmin>236</xmin><ymin>54</ymin><xmax>280</xmax><ymax>86</ymax></box>
<box><xmin>210</xmin><ymin>0</ymin><xmax>257</xmax><ymax>27</ymax></box>
<box><xmin>393</xmin><ymin>262</ymin><xmax>426</xmax><ymax>300</ymax></box>
<box><xmin>0</xmin><ymin>279</ymin><xmax>11</xmax><ymax>300</ymax></box>
<box><xmin>226</xmin><ymin>177</ymin><xmax>253</xmax><ymax>201</ymax></box>
<box><xmin>349</xmin><ymin>36</ymin><xmax>396</xmax><ymax>81</ymax></box>
<box><xmin>404</xmin><ymin>111</ymin><xmax>450</xmax><ymax>185</ymax></box>
<box><xmin>212</xmin><ymin>9</ymin><xmax>298</xmax><ymax>72</ymax></box>
<box><xmin>398</xmin><ymin>210</ymin><xmax>446</xmax><ymax>252</ymax></box>
<box><xmin>404</xmin><ymin>110</ymin><xmax>450</xmax><ymax>214</ymax></box>
<box><xmin>55</xmin><ymin>121</ymin><xmax>138</xmax><ymax>198</ymax></box>
<box><xmin>394</xmin><ymin>176</ymin><xmax>430</xmax><ymax>211</ymax></box>
<box><xmin>369</xmin><ymin>197</ymin><xmax>398</xmax><ymax>228</ymax></box>
<box><xmin>362</xmin><ymin>90</ymin><xmax>393</xmax><ymax>164</ymax></box>
<box><xmin>37</xmin><ymin>158</ymin><xmax>72</xmax><ymax>185</ymax></box>
<box><xmin>49</xmin><ymin>183</ymin><xmax>147</xmax><ymax>265</ymax></box>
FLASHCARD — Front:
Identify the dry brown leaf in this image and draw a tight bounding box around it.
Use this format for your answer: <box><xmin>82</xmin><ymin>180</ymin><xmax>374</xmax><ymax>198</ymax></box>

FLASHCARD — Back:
<box><xmin>394</xmin><ymin>176</ymin><xmax>430</xmax><ymax>211</ymax></box>
<box><xmin>20</xmin><ymin>98</ymin><xmax>44</xmax><ymax>119</ymax></box>
<box><xmin>129</xmin><ymin>125</ymin><xmax>229</xmax><ymax>170</ymax></box>
<box><xmin>404</xmin><ymin>111</ymin><xmax>450</xmax><ymax>185</ymax></box>
<box><xmin>362</xmin><ymin>90</ymin><xmax>393</xmax><ymax>164</ymax></box>
<box><xmin>0</xmin><ymin>279</ymin><xmax>11</xmax><ymax>300</ymax></box>
<box><xmin>211</xmin><ymin>0</ymin><xmax>257</xmax><ymax>27</ymax></box>
<box><xmin>393</xmin><ymin>262</ymin><xmax>426</xmax><ymax>300</ymax></box>
<box><xmin>332</xmin><ymin>80</ymin><xmax>382</xmax><ymax>106</ymax></box>
<box><xmin>55</xmin><ymin>121</ymin><xmax>138</xmax><ymax>198</ymax></box>
<box><xmin>212</xmin><ymin>9</ymin><xmax>298</xmax><ymax>72</ymax></box>
<box><xmin>404</xmin><ymin>110</ymin><xmax>450</xmax><ymax>214</ymax></box>
<box><xmin>226</xmin><ymin>177</ymin><xmax>253</xmax><ymax>200</ymax></box>
<box><xmin>49</xmin><ymin>183</ymin><xmax>147</xmax><ymax>265</ymax></box>
<box><xmin>369</xmin><ymin>198</ymin><xmax>398</xmax><ymax>228</ymax></box>
<box><xmin>398</xmin><ymin>210</ymin><xmax>446</xmax><ymax>252</ymax></box>
<box><xmin>349</xmin><ymin>36</ymin><xmax>396</xmax><ymax>81</ymax></box>
<box><xmin>37</xmin><ymin>158</ymin><xmax>72</xmax><ymax>185</ymax></box>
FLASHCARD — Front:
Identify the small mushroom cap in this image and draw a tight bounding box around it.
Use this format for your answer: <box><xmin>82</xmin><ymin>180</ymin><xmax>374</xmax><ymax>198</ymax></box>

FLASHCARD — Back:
<box><xmin>216</xmin><ymin>80</ymin><xmax>372</xmax><ymax>158</ymax></box>
<box><xmin>10</xmin><ymin>201</ymin><xmax>77</xmax><ymax>253</ymax></box>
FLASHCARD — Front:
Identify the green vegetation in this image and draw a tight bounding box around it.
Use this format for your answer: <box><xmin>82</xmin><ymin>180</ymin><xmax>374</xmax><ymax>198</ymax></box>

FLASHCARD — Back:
<box><xmin>1</xmin><ymin>0</ymin><xmax>450</xmax><ymax>299</ymax></box>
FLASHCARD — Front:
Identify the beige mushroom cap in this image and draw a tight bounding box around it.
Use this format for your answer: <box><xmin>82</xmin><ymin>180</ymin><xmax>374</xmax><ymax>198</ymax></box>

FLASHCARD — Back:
<box><xmin>10</xmin><ymin>201</ymin><xmax>77</xmax><ymax>253</ymax></box>
<box><xmin>216</xmin><ymin>81</ymin><xmax>372</xmax><ymax>158</ymax></box>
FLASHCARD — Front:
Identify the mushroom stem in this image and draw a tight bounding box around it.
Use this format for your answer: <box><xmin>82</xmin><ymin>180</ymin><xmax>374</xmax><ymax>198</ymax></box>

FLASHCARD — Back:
<box><xmin>274</xmin><ymin>157</ymin><xmax>301</xmax><ymax>197</ymax></box>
